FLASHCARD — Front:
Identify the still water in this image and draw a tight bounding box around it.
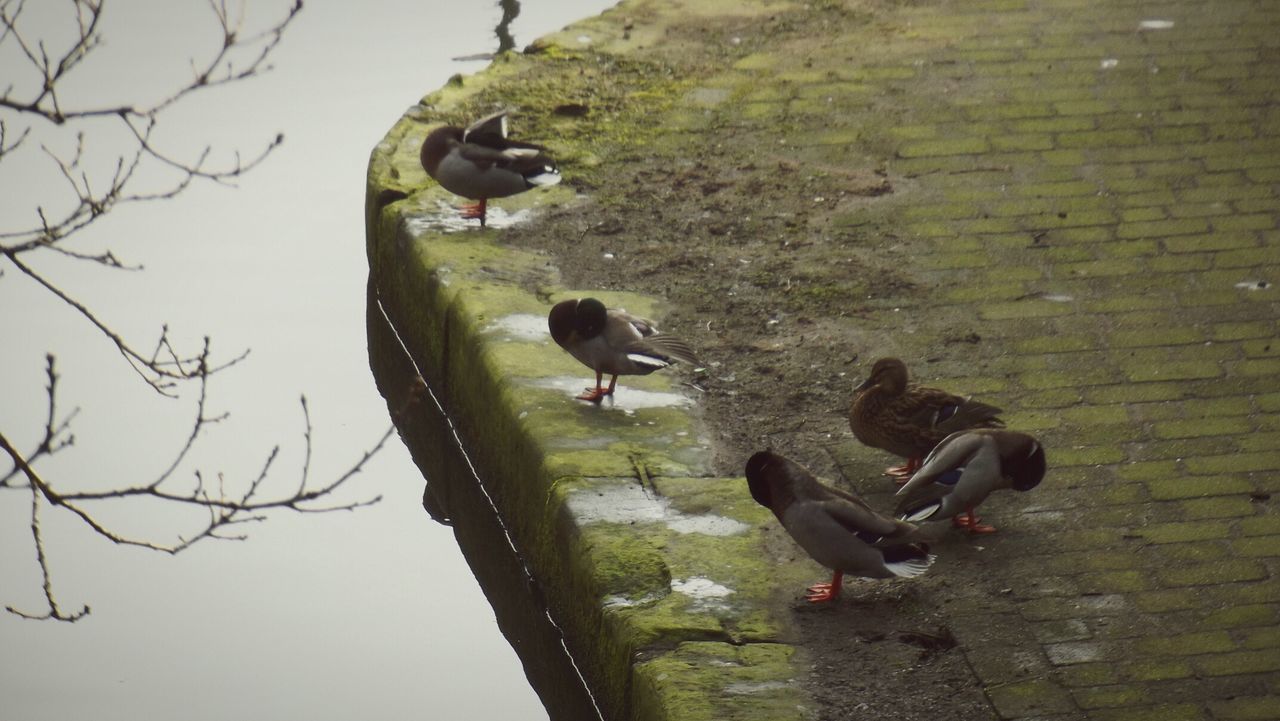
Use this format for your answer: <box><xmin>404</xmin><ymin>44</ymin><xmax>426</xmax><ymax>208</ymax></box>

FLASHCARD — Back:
<box><xmin>0</xmin><ymin>1</ymin><xmax>615</xmax><ymax>719</ymax></box>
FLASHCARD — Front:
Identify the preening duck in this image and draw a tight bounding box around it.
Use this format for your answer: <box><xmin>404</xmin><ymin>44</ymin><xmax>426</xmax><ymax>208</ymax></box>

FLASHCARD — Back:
<box><xmin>745</xmin><ymin>450</ymin><xmax>935</xmax><ymax>603</ymax></box>
<box><xmin>420</xmin><ymin>110</ymin><xmax>561</xmax><ymax>227</ymax></box>
<box><xmin>895</xmin><ymin>430</ymin><xmax>1046</xmax><ymax>534</ymax></box>
<box><xmin>849</xmin><ymin>357</ymin><xmax>1004</xmax><ymax>481</ymax></box>
<box><xmin>547</xmin><ymin>298</ymin><xmax>698</xmax><ymax>403</ymax></box>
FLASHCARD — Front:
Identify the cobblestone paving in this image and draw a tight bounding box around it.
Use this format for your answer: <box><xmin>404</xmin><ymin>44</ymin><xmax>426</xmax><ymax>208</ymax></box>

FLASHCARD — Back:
<box><xmin>387</xmin><ymin>0</ymin><xmax>1280</xmax><ymax>715</ymax></box>
<box><xmin>730</xmin><ymin>0</ymin><xmax>1280</xmax><ymax>717</ymax></box>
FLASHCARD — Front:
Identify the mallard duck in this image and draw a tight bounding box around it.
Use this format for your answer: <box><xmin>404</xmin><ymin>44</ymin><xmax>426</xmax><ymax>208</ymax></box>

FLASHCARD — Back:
<box><xmin>849</xmin><ymin>357</ymin><xmax>1004</xmax><ymax>481</ymax></box>
<box><xmin>745</xmin><ymin>450</ymin><xmax>935</xmax><ymax>603</ymax></box>
<box><xmin>420</xmin><ymin>110</ymin><xmax>561</xmax><ymax>227</ymax></box>
<box><xmin>547</xmin><ymin>298</ymin><xmax>698</xmax><ymax>403</ymax></box>
<box><xmin>895</xmin><ymin>430</ymin><xmax>1045</xmax><ymax>534</ymax></box>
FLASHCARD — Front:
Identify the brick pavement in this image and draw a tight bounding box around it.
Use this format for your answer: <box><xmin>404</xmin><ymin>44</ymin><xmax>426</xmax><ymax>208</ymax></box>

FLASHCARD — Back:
<box><xmin>751</xmin><ymin>0</ymin><xmax>1280</xmax><ymax>717</ymax></box>
<box><xmin>374</xmin><ymin>0</ymin><xmax>1279</xmax><ymax>716</ymax></box>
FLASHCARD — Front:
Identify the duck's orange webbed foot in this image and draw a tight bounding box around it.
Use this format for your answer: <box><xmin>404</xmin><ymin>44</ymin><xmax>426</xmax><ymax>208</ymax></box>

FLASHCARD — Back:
<box><xmin>458</xmin><ymin>199</ymin><xmax>488</xmax><ymax>225</ymax></box>
<box><xmin>575</xmin><ymin>387</ymin><xmax>611</xmax><ymax>403</ymax></box>
<box><xmin>953</xmin><ymin>510</ymin><xmax>997</xmax><ymax>534</ymax></box>
<box><xmin>804</xmin><ymin>583</ymin><xmax>839</xmax><ymax>603</ymax></box>
<box><xmin>803</xmin><ymin>571</ymin><xmax>843</xmax><ymax>603</ymax></box>
<box><xmin>885</xmin><ymin>457</ymin><xmax>922</xmax><ymax>484</ymax></box>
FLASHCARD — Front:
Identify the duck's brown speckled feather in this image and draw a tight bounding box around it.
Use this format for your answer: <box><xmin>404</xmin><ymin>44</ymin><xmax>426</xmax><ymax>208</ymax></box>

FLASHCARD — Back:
<box><xmin>850</xmin><ymin>358</ymin><xmax>1004</xmax><ymax>460</ymax></box>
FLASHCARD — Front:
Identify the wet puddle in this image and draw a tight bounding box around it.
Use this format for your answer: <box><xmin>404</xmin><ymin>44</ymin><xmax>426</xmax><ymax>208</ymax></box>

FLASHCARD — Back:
<box><xmin>532</xmin><ymin>376</ymin><xmax>696</xmax><ymax>410</ymax></box>
<box><xmin>566</xmin><ymin>482</ymin><xmax>750</xmax><ymax>537</ymax></box>
<box><xmin>484</xmin><ymin>313</ymin><xmax>550</xmax><ymax>341</ymax></box>
<box><xmin>404</xmin><ymin>201</ymin><xmax>537</xmax><ymax>235</ymax></box>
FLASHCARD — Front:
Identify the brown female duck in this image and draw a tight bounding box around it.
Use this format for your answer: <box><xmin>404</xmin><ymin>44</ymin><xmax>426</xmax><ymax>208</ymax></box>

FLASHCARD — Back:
<box><xmin>745</xmin><ymin>450</ymin><xmax>935</xmax><ymax>603</ymax></box>
<box><xmin>849</xmin><ymin>357</ymin><xmax>1004</xmax><ymax>481</ymax></box>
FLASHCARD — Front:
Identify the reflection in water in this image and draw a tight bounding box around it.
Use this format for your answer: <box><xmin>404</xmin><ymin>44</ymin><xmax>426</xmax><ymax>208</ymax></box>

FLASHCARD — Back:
<box><xmin>366</xmin><ymin>279</ymin><xmax>603</xmax><ymax>721</ymax></box>
<box><xmin>497</xmin><ymin>0</ymin><xmax>522</xmax><ymax>53</ymax></box>
<box><xmin>451</xmin><ymin>0</ymin><xmax>524</xmax><ymax>61</ymax></box>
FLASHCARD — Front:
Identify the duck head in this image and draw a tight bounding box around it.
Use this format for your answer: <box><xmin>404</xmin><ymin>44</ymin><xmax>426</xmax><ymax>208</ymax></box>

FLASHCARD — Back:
<box><xmin>1001</xmin><ymin>432</ymin><xmax>1046</xmax><ymax>491</ymax></box>
<box><xmin>745</xmin><ymin>449</ymin><xmax>806</xmax><ymax>519</ymax></box>
<box><xmin>854</xmin><ymin>357</ymin><xmax>910</xmax><ymax>395</ymax></box>
<box><xmin>548</xmin><ymin>298</ymin><xmax>608</xmax><ymax>347</ymax></box>
<box><xmin>420</xmin><ymin>125</ymin><xmax>463</xmax><ymax>177</ymax></box>
<box><xmin>744</xmin><ymin>450</ymin><xmax>780</xmax><ymax>508</ymax></box>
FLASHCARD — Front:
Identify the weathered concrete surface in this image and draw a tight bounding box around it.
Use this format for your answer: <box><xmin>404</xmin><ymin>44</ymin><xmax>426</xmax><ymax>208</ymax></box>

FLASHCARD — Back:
<box><xmin>362</xmin><ymin>215</ymin><xmax>810</xmax><ymax>718</ymax></box>
<box><xmin>368</xmin><ymin>0</ymin><xmax>1280</xmax><ymax>718</ymax></box>
<box><xmin>365</xmin><ymin>26</ymin><xmax>813</xmax><ymax>715</ymax></box>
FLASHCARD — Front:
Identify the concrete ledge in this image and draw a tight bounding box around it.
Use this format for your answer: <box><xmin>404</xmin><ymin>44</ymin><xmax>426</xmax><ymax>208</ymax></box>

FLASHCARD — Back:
<box><xmin>365</xmin><ymin>5</ymin><xmax>810</xmax><ymax>717</ymax></box>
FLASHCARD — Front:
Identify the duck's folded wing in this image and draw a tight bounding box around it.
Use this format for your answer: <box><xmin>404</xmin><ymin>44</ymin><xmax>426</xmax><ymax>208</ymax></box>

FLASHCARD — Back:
<box><xmin>818</xmin><ymin>498</ymin><xmax>902</xmax><ymax>540</ymax></box>
<box><xmin>888</xmin><ymin>387</ymin><xmax>960</xmax><ymax>425</ymax></box>
<box><xmin>463</xmin><ymin>110</ymin><xmax>509</xmax><ymax>142</ymax></box>
<box><xmin>624</xmin><ymin>335</ymin><xmax>699</xmax><ymax>367</ymax></box>
<box><xmin>895</xmin><ymin>483</ymin><xmax>951</xmax><ymax>522</ymax></box>
<box><xmin>937</xmin><ymin>397</ymin><xmax>1005</xmax><ymax>432</ymax></box>
<box><xmin>897</xmin><ymin>432</ymin><xmax>985</xmax><ymax>496</ymax></box>
<box><xmin>458</xmin><ymin>141</ymin><xmax>546</xmax><ymax>165</ymax></box>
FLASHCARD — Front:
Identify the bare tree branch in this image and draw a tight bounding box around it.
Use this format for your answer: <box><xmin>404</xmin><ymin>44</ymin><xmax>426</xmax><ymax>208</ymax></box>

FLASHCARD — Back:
<box><xmin>1</xmin><ymin>355</ymin><xmax>394</xmax><ymax>620</ymax></box>
<box><xmin>0</xmin><ymin>0</ymin><xmax>300</xmax><ymax>261</ymax></box>
<box><xmin>1</xmin><ymin>0</ymin><xmax>394</xmax><ymax>623</ymax></box>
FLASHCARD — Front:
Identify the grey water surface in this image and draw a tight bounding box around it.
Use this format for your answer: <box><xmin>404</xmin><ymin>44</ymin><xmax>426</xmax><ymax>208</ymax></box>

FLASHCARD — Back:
<box><xmin>0</xmin><ymin>1</ymin><xmax>614</xmax><ymax>719</ymax></box>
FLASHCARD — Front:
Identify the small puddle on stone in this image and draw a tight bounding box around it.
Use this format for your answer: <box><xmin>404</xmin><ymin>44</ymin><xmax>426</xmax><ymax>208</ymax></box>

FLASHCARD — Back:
<box><xmin>485</xmin><ymin>313</ymin><xmax>550</xmax><ymax>341</ymax></box>
<box><xmin>602</xmin><ymin>593</ymin><xmax>663</xmax><ymax>609</ymax></box>
<box><xmin>725</xmin><ymin>681</ymin><xmax>791</xmax><ymax>695</ymax></box>
<box><xmin>567</xmin><ymin>483</ymin><xmax>750</xmax><ymax>536</ymax></box>
<box><xmin>404</xmin><ymin>201</ymin><xmax>535</xmax><ymax>235</ymax></box>
<box><xmin>534</xmin><ymin>376</ymin><xmax>695</xmax><ymax>410</ymax></box>
<box><xmin>671</xmin><ymin>576</ymin><xmax>735</xmax><ymax>610</ymax></box>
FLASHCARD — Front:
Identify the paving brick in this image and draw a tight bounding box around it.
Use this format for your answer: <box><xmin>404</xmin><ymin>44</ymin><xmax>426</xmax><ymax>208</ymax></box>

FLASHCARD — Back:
<box><xmin>1162</xmin><ymin>559</ymin><xmax>1269</xmax><ymax>587</ymax></box>
<box><xmin>1179</xmin><ymin>496</ymin><xmax>1260</xmax><ymax>519</ymax></box>
<box><xmin>1071</xmin><ymin>684</ymin><xmax>1150</xmax><ymax>709</ymax></box>
<box><xmin>897</xmin><ymin>137</ymin><xmax>990</xmax><ymax>157</ymax></box>
<box><xmin>985</xmin><ymin>678</ymin><xmax>1078</xmax><ymax>718</ymax></box>
<box><xmin>1089</xmin><ymin>703</ymin><xmax>1207</xmax><ymax>721</ymax></box>
<box><xmin>1118</xmin><ymin>218</ymin><xmax>1213</xmax><ymax>239</ymax></box>
<box><xmin>1208</xmin><ymin>696</ymin><xmax>1280</xmax><ymax>721</ymax></box>
<box><xmin>1239</xmin><ymin>627</ymin><xmax>1280</xmax><ymax>651</ymax></box>
<box><xmin>1199</xmin><ymin>604</ymin><xmax>1279</xmax><ymax>630</ymax></box>
<box><xmin>1145</xmin><ymin>477</ymin><xmax>1254</xmax><ymax>500</ymax></box>
<box><xmin>1153</xmin><ymin>417</ymin><xmax>1255</xmax><ymax>439</ymax></box>
<box><xmin>1240</xmin><ymin>515</ymin><xmax>1280</xmax><ymax>537</ymax></box>
<box><xmin>1122</xmin><ymin>658</ymin><xmax>1195</xmax><ymax>682</ymax></box>
<box><xmin>1124</xmin><ymin>361</ymin><xmax>1223</xmax><ymax>383</ymax></box>
<box><xmin>1151</xmin><ymin>541</ymin><xmax>1231</xmax><ymax>563</ymax></box>
<box><xmin>1195</xmin><ymin>649</ymin><xmax>1280</xmax><ymax>677</ymax></box>
<box><xmin>1138</xmin><ymin>521</ymin><xmax>1233</xmax><ymax>545</ymax></box>
<box><xmin>1186</xmin><ymin>453</ymin><xmax>1280</xmax><ymax>475</ymax></box>
<box><xmin>1232</xmin><ymin>536</ymin><xmax>1280</xmax><ymax>558</ymax></box>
